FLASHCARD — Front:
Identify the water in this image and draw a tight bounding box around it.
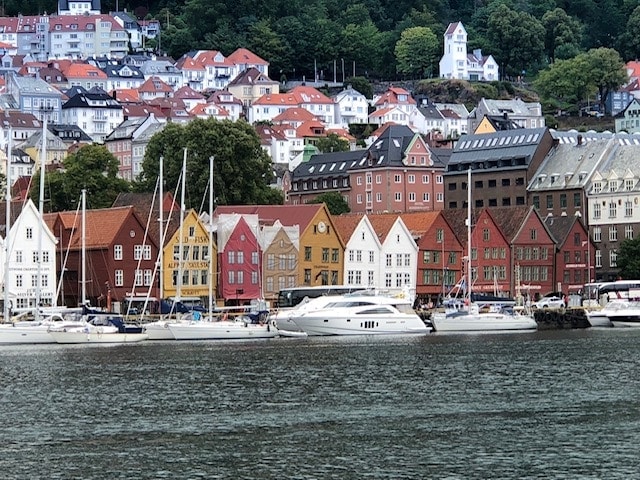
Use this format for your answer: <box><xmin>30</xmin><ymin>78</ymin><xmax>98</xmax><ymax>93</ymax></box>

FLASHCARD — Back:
<box><xmin>1</xmin><ymin>329</ymin><xmax>639</xmax><ymax>479</ymax></box>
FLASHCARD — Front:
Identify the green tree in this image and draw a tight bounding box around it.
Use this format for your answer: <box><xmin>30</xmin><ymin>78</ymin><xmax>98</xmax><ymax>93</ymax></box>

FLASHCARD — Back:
<box><xmin>581</xmin><ymin>48</ymin><xmax>628</xmax><ymax>112</ymax></box>
<box><xmin>619</xmin><ymin>6</ymin><xmax>640</xmax><ymax>60</ymax></box>
<box><xmin>245</xmin><ymin>19</ymin><xmax>288</xmax><ymax>78</ymax></box>
<box><xmin>309</xmin><ymin>192</ymin><xmax>350</xmax><ymax>215</ymax></box>
<box><xmin>534</xmin><ymin>56</ymin><xmax>593</xmax><ymax>107</ymax></box>
<box><xmin>487</xmin><ymin>4</ymin><xmax>545</xmax><ymax>77</ymax></box>
<box><xmin>139</xmin><ymin>119</ymin><xmax>282</xmax><ymax>209</ymax></box>
<box><xmin>342</xmin><ymin>21</ymin><xmax>385</xmax><ymax>78</ymax></box>
<box><xmin>616</xmin><ymin>238</ymin><xmax>640</xmax><ymax>279</ymax></box>
<box><xmin>316</xmin><ymin>134</ymin><xmax>350</xmax><ymax>153</ymax></box>
<box><xmin>542</xmin><ymin>8</ymin><xmax>584</xmax><ymax>63</ymax></box>
<box><xmin>344</xmin><ymin>76</ymin><xmax>373</xmax><ymax>99</ymax></box>
<box><xmin>31</xmin><ymin>144</ymin><xmax>130</xmax><ymax>212</ymax></box>
<box><xmin>394</xmin><ymin>26</ymin><xmax>439</xmax><ymax>78</ymax></box>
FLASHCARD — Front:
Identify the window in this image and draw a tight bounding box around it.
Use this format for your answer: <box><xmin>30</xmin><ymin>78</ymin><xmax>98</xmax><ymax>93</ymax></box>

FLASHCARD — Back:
<box><xmin>609</xmin><ymin>226</ymin><xmax>618</xmax><ymax>242</ymax></box>
<box><xmin>610</xmin><ymin>250</ymin><xmax>617</xmax><ymax>268</ymax></box>
<box><xmin>134</xmin><ymin>245</ymin><xmax>143</xmax><ymax>260</ymax></box>
<box><xmin>609</xmin><ymin>201</ymin><xmax>617</xmax><ymax>218</ymax></box>
<box><xmin>530</xmin><ymin>229</ymin><xmax>537</xmax><ymax>241</ymax></box>
<box><xmin>304</xmin><ymin>246</ymin><xmax>312</xmax><ymax>261</ymax></box>
<box><xmin>626</xmin><ymin>225</ymin><xmax>634</xmax><ymax>240</ymax></box>
<box><xmin>26</xmin><ymin>227</ymin><xmax>33</xmax><ymax>239</ymax></box>
<box><xmin>595</xmin><ymin>250</ymin><xmax>602</xmax><ymax>268</ymax></box>
<box><xmin>394</xmin><ymin>174</ymin><xmax>401</xmax><ymax>183</ymax></box>
<box><xmin>114</xmin><ymin>244</ymin><xmax>123</xmax><ymax>260</ymax></box>
<box><xmin>593</xmin><ymin>203</ymin><xmax>601</xmax><ymax>219</ymax></box>
<box><xmin>386</xmin><ymin>254</ymin><xmax>392</xmax><ymax>267</ymax></box>
<box><xmin>322</xmin><ymin>248</ymin><xmax>329</xmax><ymax>262</ymax></box>
<box><xmin>546</xmin><ymin>195</ymin><xmax>553</xmax><ymax>209</ymax></box>
<box><xmin>16</xmin><ymin>251</ymin><xmax>22</xmax><ymax>263</ymax></box>
<box><xmin>625</xmin><ymin>200</ymin><xmax>633</xmax><ymax>217</ymax></box>
<box><xmin>593</xmin><ymin>226</ymin><xmax>601</xmax><ymax>242</ymax></box>
<box><xmin>560</xmin><ymin>194</ymin><xmax>567</xmax><ymax>208</ymax></box>
<box><xmin>483</xmin><ymin>229</ymin><xmax>490</xmax><ymax>241</ymax></box>
<box><xmin>533</xmin><ymin>196</ymin><xmax>539</xmax><ymax>209</ymax></box>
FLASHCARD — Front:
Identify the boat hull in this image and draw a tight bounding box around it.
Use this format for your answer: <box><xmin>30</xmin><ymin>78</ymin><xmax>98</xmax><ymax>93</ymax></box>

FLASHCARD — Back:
<box><xmin>586</xmin><ymin>311</ymin><xmax>613</xmax><ymax>327</ymax></box>
<box><xmin>0</xmin><ymin>325</ymin><xmax>55</xmax><ymax>344</ymax></box>
<box><xmin>167</xmin><ymin>321</ymin><xmax>278</xmax><ymax>340</ymax></box>
<box><xmin>608</xmin><ymin>316</ymin><xmax>640</xmax><ymax>327</ymax></box>
<box><xmin>143</xmin><ymin>321</ymin><xmax>176</xmax><ymax>340</ymax></box>
<box><xmin>49</xmin><ymin>332</ymin><xmax>149</xmax><ymax>344</ymax></box>
<box><xmin>291</xmin><ymin>314</ymin><xmax>430</xmax><ymax>336</ymax></box>
<box><xmin>431</xmin><ymin>312</ymin><xmax>538</xmax><ymax>332</ymax></box>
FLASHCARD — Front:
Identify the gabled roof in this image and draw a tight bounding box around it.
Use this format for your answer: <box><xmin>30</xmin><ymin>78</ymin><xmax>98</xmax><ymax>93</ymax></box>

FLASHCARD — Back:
<box><xmin>174</xmin><ymin>85</ymin><xmax>205</xmax><ymax>100</ymax></box>
<box><xmin>207</xmin><ymin>90</ymin><xmax>242</xmax><ymax>105</ymax></box>
<box><xmin>138</xmin><ymin>76</ymin><xmax>173</xmax><ymax>93</ymax></box>
<box><xmin>213</xmin><ymin>204</ymin><xmax>326</xmax><ymax>232</ymax></box>
<box><xmin>374</xmin><ymin>87</ymin><xmax>415</xmax><ymax>107</ymax></box>
<box><xmin>112</xmin><ymin>192</ymin><xmax>179</xmax><ymax>247</ymax></box>
<box><xmin>227</xmin><ymin>67</ymin><xmax>277</xmax><ymax>86</ymax></box>
<box><xmin>485</xmin><ymin>206</ymin><xmax>540</xmax><ymax>243</ymax></box>
<box><xmin>64</xmin><ymin>63</ymin><xmax>107</xmax><ymax>79</ymax></box>
<box><xmin>332</xmin><ymin>214</ymin><xmax>368</xmax><ymax>246</ymax></box>
<box><xmin>112</xmin><ymin>88</ymin><xmax>141</xmax><ymax>103</ymax></box>
<box><xmin>226</xmin><ymin>48</ymin><xmax>268</xmax><ymax>66</ymax></box>
<box><xmin>272</xmin><ymin>107</ymin><xmax>317</xmax><ymax>123</ymax></box>
<box><xmin>56</xmin><ymin>206</ymin><xmax>141</xmax><ymax>250</ymax></box>
<box><xmin>122</xmin><ymin>104</ymin><xmax>165</xmax><ymax>119</ymax></box>
<box><xmin>544</xmin><ymin>214</ymin><xmax>580</xmax><ymax>246</ymax></box>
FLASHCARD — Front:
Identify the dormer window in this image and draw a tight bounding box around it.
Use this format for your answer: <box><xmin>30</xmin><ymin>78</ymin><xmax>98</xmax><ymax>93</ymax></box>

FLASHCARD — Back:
<box><xmin>71</xmin><ymin>24</ymin><xmax>78</xmax><ymax>30</ymax></box>
<box><xmin>593</xmin><ymin>181</ymin><xmax>602</xmax><ymax>193</ymax></box>
<box><xmin>608</xmin><ymin>180</ymin><xmax>618</xmax><ymax>192</ymax></box>
<box><xmin>625</xmin><ymin>179</ymin><xmax>634</xmax><ymax>191</ymax></box>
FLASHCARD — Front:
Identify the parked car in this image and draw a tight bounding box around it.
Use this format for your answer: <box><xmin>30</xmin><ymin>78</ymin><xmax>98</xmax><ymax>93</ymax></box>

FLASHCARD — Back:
<box><xmin>533</xmin><ymin>296</ymin><xmax>565</xmax><ymax>309</ymax></box>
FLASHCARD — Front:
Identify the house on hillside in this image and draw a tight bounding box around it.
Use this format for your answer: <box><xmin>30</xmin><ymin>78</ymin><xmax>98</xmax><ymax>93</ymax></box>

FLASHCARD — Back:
<box><xmin>439</xmin><ymin>22</ymin><xmax>498</xmax><ymax>81</ymax></box>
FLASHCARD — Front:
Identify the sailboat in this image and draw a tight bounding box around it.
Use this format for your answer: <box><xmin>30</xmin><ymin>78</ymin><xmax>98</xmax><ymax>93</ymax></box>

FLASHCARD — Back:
<box><xmin>0</xmin><ymin>115</ymin><xmax>85</xmax><ymax>343</ymax></box>
<box><xmin>142</xmin><ymin>150</ymin><xmax>192</xmax><ymax>340</ymax></box>
<box><xmin>430</xmin><ymin>169</ymin><xmax>538</xmax><ymax>333</ymax></box>
<box><xmin>165</xmin><ymin>155</ymin><xmax>278</xmax><ymax>341</ymax></box>
<box><xmin>48</xmin><ymin>190</ymin><xmax>148</xmax><ymax>344</ymax></box>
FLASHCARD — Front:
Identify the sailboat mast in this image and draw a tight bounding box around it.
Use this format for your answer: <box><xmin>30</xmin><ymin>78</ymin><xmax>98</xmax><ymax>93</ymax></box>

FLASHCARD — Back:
<box><xmin>177</xmin><ymin>148</ymin><xmax>186</xmax><ymax>303</ymax></box>
<box><xmin>208</xmin><ymin>155</ymin><xmax>214</xmax><ymax>316</ymax></box>
<box><xmin>81</xmin><ymin>189</ymin><xmax>86</xmax><ymax>306</ymax></box>
<box><xmin>159</xmin><ymin>156</ymin><xmax>163</xmax><ymax>304</ymax></box>
<box><xmin>3</xmin><ymin>125</ymin><xmax>11</xmax><ymax>321</ymax></box>
<box><xmin>35</xmin><ymin>115</ymin><xmax>47</xmax><ymax>315</ymax></box>
<box><xmin>467</xmin><ymin>168</ymin><xmax>471</xmax><ymax>311</ymax></box>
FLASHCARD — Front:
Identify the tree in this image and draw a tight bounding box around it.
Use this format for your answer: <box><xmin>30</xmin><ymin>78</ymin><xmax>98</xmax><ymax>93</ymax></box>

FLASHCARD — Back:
<box><xmin>394</xmin><ymin>26</ymin><xmax>439</xmax><ymax>78</ymax></box>
<box><xmin>309</xmin><ymin>192</ymin><xmax>350</xmax><ymax>215</ymax></box>
<box><xmin>343</xmin><ymin>76</ymin><xmax>373</xmax><ymax>99</ymax></box>
<box><xmin>581</xmin><ymin>48</ymin><xmax>628</xmax><ymax>112</ymax></box>
<box><xmin>534</xmin><ymin>56</ymin><xmax>593</xmax><ymax>108</ymax></box>
<box><xmin>316</xmin><ymin>134</ymin><xmax>349</xmax><ymax>153</ymax></box>
<box><xmin>30</xmin><ymin>144</ymin><xmax>130</xmax><ymax>212</ymax></box>
<box><xmin>138</xmin><ymin>119</ymin><xmax>283</xmax><ymax>210</ymax></box>
<box><xmin>616</xmin><ymin>238</ymin><xmax>640</xmax><ymax>279</ymax></box>
<box><xmin>542</xmin><ymin>8</ymin><xmax>584</xmax><ymax>63</ymax></box>
<box><xmin>487</xmin><ymin>4</ymin><xmax>545</xmax><ymax>78</ymax></box>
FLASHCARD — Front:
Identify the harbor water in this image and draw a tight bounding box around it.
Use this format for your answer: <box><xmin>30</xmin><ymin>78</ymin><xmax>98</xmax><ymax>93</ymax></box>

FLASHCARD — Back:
<box><xmin>1</xmin><ymin>328</ymin><xmax>639</xmax><ymax>479</ymax></box>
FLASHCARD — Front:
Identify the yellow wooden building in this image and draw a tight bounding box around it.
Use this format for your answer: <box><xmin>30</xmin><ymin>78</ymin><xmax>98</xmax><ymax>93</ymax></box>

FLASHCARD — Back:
<box><xmin>162</xmin><ymin>209</ymin><xmax>217</xmax><ymax>302</ymax></box>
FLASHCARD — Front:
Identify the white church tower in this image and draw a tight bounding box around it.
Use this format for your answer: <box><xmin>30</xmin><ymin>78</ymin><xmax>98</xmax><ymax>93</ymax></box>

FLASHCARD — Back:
<box><xmin>439</xmin><ymin>22</ymin><xmax>468</xmax><ymax>80</ymax></box>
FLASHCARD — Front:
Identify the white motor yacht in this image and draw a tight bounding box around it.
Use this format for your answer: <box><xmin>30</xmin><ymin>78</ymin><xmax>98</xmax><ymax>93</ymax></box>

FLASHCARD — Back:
<box><xmin>430</xmin><ymin>304</ymin><xmax>538</xmax><ymax>333</ymax></box>
<box><xmin>596</xmin><ymin>300</ymin><xmax>640</xmax><ymax>327</ymax></box>
<box><xmin>289</xmin><ymin>293</ymin><xmax>430</xmax><ymax>336</ymax></box>
<box><xmin>167</xmin><ymin>317</ymin><xmax>278</xmax><ymax>340</ymax></box>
